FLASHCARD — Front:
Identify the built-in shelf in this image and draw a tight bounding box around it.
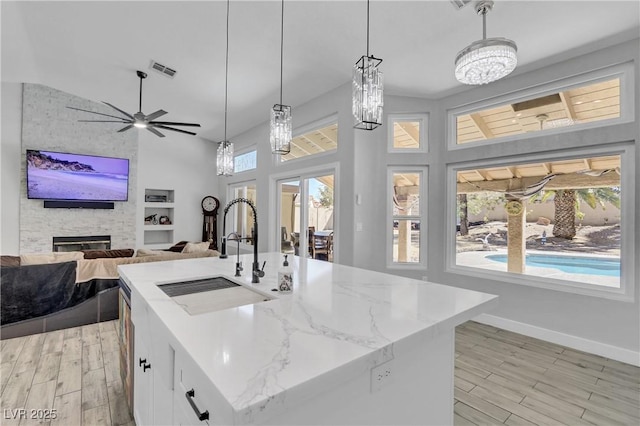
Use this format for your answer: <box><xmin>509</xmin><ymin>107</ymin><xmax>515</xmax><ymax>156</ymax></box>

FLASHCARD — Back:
<box><xmin>143</xmin><ymin>189</ymin><xmax>175</xmax><ymax>247</ymax></box>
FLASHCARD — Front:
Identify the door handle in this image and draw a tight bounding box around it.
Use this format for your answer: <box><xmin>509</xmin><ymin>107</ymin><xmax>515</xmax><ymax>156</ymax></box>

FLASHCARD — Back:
<box><xmin>185</xmin><ymin>389</ymin><xmax>209</xmax><ymax>421</ymax></box>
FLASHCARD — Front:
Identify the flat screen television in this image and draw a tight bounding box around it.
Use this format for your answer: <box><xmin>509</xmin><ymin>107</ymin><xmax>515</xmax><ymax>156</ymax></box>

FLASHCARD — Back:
<box><xmin>26</xmin><ymin>150</ymin><xmax>129</xmax><ymax>202</ymax></box>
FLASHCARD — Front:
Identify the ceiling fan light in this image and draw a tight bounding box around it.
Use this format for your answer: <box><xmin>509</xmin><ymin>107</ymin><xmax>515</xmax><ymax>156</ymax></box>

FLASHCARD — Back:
<box><xmin>133</xmin><ymin>121</ymin><xmax>148</xmax><ymax>129</ymax></box>
<box><xmin>216</xmin><ymin>140</ymin><xmax>234</xmax><ymax>176</ymax></box>
<box><xmin>455</xmin><ymin>37</ymin><xmax>517</xmax><ymax>85</ymax></box>
<box><xmin>270</xmin><ymin>104</ymin><xmax>292</xmax><ymax>155</ymax></box>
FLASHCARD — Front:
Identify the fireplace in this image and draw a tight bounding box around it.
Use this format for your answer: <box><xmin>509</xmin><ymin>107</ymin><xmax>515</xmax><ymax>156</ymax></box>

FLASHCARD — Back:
<box><xmin>52</xmin><ymin>235</ymin><xmax>111</xmax><ymax>252</ymax></box>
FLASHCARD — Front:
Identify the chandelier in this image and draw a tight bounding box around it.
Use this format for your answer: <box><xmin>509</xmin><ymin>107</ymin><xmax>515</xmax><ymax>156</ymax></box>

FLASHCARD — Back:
<box><xmin>454</xmin><ymin>0</ymin><xmax>517</xmax><ymax>85</ymax></box>
<box><xmin>216</xmin><ymin>0</ymin><xmax>234</xmax><ymax>176</ymax></box>
<box><xmin>270</xmin><ymin>0</ymin><xmax>292</xmax><ymax>155</ymax></box>
<box><xmin>352</xmin><ymin>0</ymin><xmax>383</xmax><ymax>130</ymax></box>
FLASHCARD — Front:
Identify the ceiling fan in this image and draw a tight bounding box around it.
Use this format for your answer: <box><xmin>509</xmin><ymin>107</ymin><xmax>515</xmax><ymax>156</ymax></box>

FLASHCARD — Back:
<box><xmin>67</xmin><ymin>70</ymin><xmax>201</xmax><ymax>138</ymax></box>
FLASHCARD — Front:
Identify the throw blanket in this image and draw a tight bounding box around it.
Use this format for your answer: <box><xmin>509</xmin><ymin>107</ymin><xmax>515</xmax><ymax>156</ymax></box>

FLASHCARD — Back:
<box><xmin>1</xmin><ymin>261</ymin><xmax>118</xmax><ymax>325</ymax></box>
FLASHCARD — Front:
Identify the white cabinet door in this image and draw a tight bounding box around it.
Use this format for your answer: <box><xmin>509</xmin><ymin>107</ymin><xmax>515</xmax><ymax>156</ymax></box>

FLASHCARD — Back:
<box><xmin>133</xmin><ymin>328</ymin><xmax>154</xmax><ymax>425</ymax></box>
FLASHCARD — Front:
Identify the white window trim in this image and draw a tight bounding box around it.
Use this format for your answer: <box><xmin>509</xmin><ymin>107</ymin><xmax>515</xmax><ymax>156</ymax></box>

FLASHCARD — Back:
<box><xmin>387</xmin><ymin>113</ymin><xmax>429</xmax><ymax>153</ymax></box>
<box><xmin>387</xmin><ymin>166</ymin><xmax>428</xmax><ymax>270</ymax></box>
<box><xmin>445</xmin><ymin>143</ymin><xmax>635</xmax><ymax>302</ymax></box>
<box><xmin>226</xmin><ymin>180</ymin><xmax>257</xmax><ymax>252</ymax></box>
<box><xmin>269</xmin><ymin>162</ymin><xmax>340</xmax><ymax>262</ymax></box>
<box><xmin>275</xmin><ymin>113</ymin><xmax>339</xmax><ymax>166</ymax></box>
<box><xmin>447</xmin><ymin>62</ymin><xmax>635</xmax><ymax>151</ymax></box>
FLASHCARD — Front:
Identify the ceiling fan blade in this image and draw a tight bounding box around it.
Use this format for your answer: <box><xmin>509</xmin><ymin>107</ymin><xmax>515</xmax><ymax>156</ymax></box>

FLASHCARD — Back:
<box><xmin>147</xmin><ymin>127</ymin><xmax>166</xmax><ymax>138</ymax></box>
<box><xmin>102</xmin><ymin>102</ymin><xmax>135</xmax><ymax>120</ymax></box>
<box><xmin>67</xmin><ymin>106</ymin><xmax>130</xmax><ymax>121</ymax></box>
<box><xmin>145</xmin><ymin>110</ymin><xmax>168</xmax><ymax>121</ymax></box>
<box><xmin>78</xmin><ymin>120</ymin><xmax>131</xmax><ymax>123</ymax></box>
<box><xmin>150</xmin><ymin>121</ymin><xmax>201</xmax><ymax>127</ymax></box>
<box><xmin>154</xmin><ymin>125</ymin><xmax>197</xmax><ymax>136</ymax></box>
<box><xmin>118</xmin><ymin>124</ymin><xmax>134</xmax><ymax>133</ymax></box>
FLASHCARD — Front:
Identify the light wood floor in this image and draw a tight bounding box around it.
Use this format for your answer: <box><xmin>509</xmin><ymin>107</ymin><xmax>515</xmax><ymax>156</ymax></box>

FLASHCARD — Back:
<box><xmin>1</xmin><ymin>321</ymin><xmax>133</xmax><ymax>426</ymax></box>
<box><xmin>1</xmin><ymin>320</ymin><xmax>638</xmax><ymax>425</ymax></box>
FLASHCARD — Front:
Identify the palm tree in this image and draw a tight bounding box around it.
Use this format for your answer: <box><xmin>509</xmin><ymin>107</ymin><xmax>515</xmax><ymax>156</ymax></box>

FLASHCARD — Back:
<box><xmin>534</xmin><ymin>188</ymin><xmax>621</xmax><ymax>240</ymax></box>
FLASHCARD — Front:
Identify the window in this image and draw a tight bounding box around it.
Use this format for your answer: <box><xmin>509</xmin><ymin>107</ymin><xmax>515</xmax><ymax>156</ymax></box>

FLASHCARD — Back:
<box><xmin>234</xmin><ymin>150</ymin><xmax>256</xmax><ymax>173</ymax></box>
<box><xmin>450</xmin><ymin>62</ymin><xmax>634</xmax><ymax>148</ymax></box>
<box><xmin>389</xmin><ymin>169</ymin><xmax>425</xmax><ymax>266</ymax></box>
<box><xmin>450</xmin><ymin>148</ymin><xmax>634</xmax><ymax>300</ymax></box>
<box><xmin>280</xmin><ymin>116</ymin><xmax>338</xmax><ymax>162</ymax></box>
<box><xmin>227</xmin><ymin>182</ymin><xmax>257</xmax><ymax>246</ymax></box>
<box><xmin>388</xmin><ymin>114</ymin><xmax>428</xmax><ymax>152</ymax></box>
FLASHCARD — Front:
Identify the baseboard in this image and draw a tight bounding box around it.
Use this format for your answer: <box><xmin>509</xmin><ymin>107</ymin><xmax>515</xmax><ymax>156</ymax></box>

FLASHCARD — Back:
<box><xmin>473</xmin><ymin>313</ymin><xmax>640</xmax><ymax>367</ymax></box>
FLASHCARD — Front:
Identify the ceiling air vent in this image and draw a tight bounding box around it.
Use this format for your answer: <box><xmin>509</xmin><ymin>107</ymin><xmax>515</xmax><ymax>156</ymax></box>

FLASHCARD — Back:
<box><xmin>150</xmin><ymin>60</ymin><xmax>177</xmax><ymax>78</ymax></box>
<box><xmin>450</xmin><ymin>0</ymin><xmax>472</xmax><ymax>10</ymax></box>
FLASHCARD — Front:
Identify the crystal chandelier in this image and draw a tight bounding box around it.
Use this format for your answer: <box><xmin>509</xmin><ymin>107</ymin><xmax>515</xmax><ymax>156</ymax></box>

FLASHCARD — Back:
<box><xmin>216</xmin><ymin>0</ymin><xmax>234</xmax><ymax>176</ymax></box>
<box><xmin>454</xmin><ymin>0</ymin><xmax>517</xmax><ymax>85</ymax></box>
<box><xmin>270</xmin><ymin>0</ymin><xmax>292</xmax><ymax>155</ymax></box>
<box><xmin>216</xmin><ymin>140</ymin><xmax>233</xmax><ymax>176</ymax></box>
<box><xmin>352</xmin><ymin>0</ymin><xmax>383</xmax><ymax>130</ymax></box>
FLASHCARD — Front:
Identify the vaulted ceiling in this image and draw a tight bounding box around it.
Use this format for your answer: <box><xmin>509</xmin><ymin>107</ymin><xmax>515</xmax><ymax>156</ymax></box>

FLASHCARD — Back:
<box><xmin>2</xmin><ymin>1</ymin><xmax>639</xmax><ymax>142</ymax></box>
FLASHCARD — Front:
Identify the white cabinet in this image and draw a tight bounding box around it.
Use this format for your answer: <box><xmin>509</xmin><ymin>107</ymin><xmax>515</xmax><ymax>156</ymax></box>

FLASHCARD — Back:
<box><xmin>144</xmin><ymin>189</ymin><xmax>175</xmax><ymax>249</ymax></box>
<box><xmin>131</xmin><ymin>292</ymin><xmax>175</xmax><ymax>426</ymax></box>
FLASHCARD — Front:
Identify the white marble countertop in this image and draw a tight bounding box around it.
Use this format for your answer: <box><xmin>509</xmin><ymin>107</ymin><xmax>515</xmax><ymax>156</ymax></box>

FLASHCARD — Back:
<box><xmin>118</xmin><ymin>252</ymin><xmax>498</xmax><ymax>423</ymax></box>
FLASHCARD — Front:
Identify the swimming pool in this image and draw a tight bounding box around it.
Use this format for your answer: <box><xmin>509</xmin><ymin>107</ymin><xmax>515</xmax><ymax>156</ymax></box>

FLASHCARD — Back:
<box><xmin>485</xmin><ymin>254</ymin><xmax>620</xmax><ymax>277</ymax></box>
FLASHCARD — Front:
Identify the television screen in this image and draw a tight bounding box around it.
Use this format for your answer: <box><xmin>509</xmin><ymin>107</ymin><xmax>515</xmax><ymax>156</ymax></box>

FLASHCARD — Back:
<box><xmin>26</xmin><ymin>150</ymin><xmax>129</xmax><ymax>201</ymax></box>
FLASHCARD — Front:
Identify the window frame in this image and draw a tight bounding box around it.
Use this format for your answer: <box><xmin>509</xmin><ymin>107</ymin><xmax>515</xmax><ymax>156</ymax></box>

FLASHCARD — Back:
<box><xmin>387</xmin><ymin>166</ymin><xmax>428</xmax><ymax>270</ymax></box>
<box><xmin>447</xmin><ymin>62</ymin><xmax>634</xmax><ymax>150</ymax></box>
<box><xmin>387</xmin><ymin>113</ymin><xmax>429</xmax><ymax>153</ymax></box>
<box><xmin>276</xmin><ymin>114</ymin><xmax>339</xmax><ymax>165</ymax></box>
<box><xmin>445</xmin><ymin>143</ymin><xmax>635</xmax><ymax>302</ymax></box>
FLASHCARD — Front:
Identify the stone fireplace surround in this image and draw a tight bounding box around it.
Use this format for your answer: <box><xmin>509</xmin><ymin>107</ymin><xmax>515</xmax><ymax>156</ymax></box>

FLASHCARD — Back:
<box><xmin>19</xmin><ymin>84</ymin><xmax>137</xmax><ymax>253</ymax></box>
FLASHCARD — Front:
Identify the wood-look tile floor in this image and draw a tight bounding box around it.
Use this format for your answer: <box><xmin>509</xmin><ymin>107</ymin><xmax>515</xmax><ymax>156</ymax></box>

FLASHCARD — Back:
<box><xmin>0</xmin><ymin>321</ymin><xmax>133</xmax><ymax>426</ymax></box>
<box><xmin>454</xmin><ymin>322</ymin><xmax>640</xmax><ymax>425</ymax></box>
<box><xmin>1</xmin><ymin>320</ymin><xmax>638</xmax><ymax>425</ymax></box>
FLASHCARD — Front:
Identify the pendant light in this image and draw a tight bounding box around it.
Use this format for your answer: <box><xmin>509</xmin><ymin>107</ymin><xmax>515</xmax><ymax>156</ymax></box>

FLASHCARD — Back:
<box><xmin>454</xmin><ymin>0</ymin><xmax>517</xmax><ymax>85</ymax></box>
<box><xmin>352</xmin><ymin>0</ymin><xmax>383</xmax><ymax>130</ymax></box>
<box><xmin>217</xmin><ymin>0</ymin><xmax>234</xmax><ymax>176</ymax></box>
<box><xmin>270</xmin><ymin>0</ymin><xmax>292</xmax><ymax>155</ymax></box>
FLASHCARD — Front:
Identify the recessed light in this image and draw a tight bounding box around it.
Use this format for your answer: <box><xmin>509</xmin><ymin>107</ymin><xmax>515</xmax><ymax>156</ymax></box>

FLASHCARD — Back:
<box><xmin>593</xmin><ymin>99</ymin><xmax>602</xmax><ymax>103</ymax></box>
<box><xmin>575</xmin><ymin>101</ymin><xmax>583</xmax><ymax>105</ymax></box>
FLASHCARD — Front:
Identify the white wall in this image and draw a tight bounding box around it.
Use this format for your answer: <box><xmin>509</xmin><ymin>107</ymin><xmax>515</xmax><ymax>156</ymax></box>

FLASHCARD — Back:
<box><xmin>0</xmin><ymin>83</ymin><xmax>22</xmax><ymax>254</ymax></box>
<box><xmin>136</xmin><ymin>129</ymin><xmax>219</xmax><ymax>248</ymax></box>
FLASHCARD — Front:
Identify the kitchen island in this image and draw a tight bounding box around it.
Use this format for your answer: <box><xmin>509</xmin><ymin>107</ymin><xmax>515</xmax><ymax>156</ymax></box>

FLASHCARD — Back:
<box><xmin>118</xmin><ymin>252</ymin><xmax>497</xmax><ymax>425</ymax></box>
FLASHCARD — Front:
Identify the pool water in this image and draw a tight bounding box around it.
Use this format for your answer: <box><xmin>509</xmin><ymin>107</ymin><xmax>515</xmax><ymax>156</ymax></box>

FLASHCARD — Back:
<box><xmin>486</xmin><ymin>254</ymin><xmax>620</xmax><ymax>277</ymax></box>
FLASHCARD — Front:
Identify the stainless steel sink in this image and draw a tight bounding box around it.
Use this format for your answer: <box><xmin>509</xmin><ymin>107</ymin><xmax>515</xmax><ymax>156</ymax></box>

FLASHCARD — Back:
<box><xmin>158</xmin><ymin>276</ymin><xmax>273</xmax><ymax>315</ymax></box>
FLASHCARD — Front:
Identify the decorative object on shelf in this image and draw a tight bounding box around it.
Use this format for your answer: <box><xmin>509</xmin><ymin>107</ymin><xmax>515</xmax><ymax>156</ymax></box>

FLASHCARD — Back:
<box><xmin>201</xmin><ymin>195</ymin><xmax>220</xmax><ymax>250</ymax></box>
<box><xmin>145</xmin><ymin>194</ymin><xmax>167</xmax><ymax>202</ymax></box>
<box><xmin>216</xmin><ymin>0</ymin><xmax>234</xmax><ymax>176</ymax></box>
<box><xmin>159</xmin><ymin>215</ymin><xmax>171</xmax><ymax>225</ymax></box>
<box><xmin>454</xmin><ymin>0</ymin><xmax>517</xmax><ymax>85</ymax></box>
<box><xmin>352</xmin><ymin>0</ymin><xmax>383</xmax><ymax>131</ymax></box>
<box><xmin>67</xmin><ymin>70</ymin><xmax>201</xmax><ymax>137</ymax></box>
<box><xmin>270</xmin><ymin>0</ymin><xmax>292</xmax><ymax>155</ymax></box>
<box><xmin>145</xmin><ymin>214</ymin><xmax>158</xmax><ymax>225</ymax></box>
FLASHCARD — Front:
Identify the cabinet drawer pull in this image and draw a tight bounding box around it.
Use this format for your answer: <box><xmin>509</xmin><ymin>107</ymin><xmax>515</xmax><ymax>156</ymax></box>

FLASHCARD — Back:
<box><xmin>143</xmin><ymin>363</ymin><xmax>151</xmax><ymax>372</ymax></box>
<box><xmin>139</xmin><ymin>358</ymin><xmax>147</xmax><ymax>366</ymax></box>
<box><xmin>185</xmin><ymin>389</ymin><xmax>209</xmax><ymax>421</ymax></box>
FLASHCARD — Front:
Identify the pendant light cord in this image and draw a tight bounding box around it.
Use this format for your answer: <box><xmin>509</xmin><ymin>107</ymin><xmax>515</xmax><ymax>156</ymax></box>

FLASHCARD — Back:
<box><xmin>224</xmin><ymin>0</ymin><xmax>230</xmax><ymax>142</ymax></box>
<box><xmin>279</xmin><ymin>0</ymin><xmax>284</xmax><ymax>105</ymax></box>
<box><xmin>366</xmin><ymin>0</ymin><xmax>370</xmax><ymax>56</ymax></box>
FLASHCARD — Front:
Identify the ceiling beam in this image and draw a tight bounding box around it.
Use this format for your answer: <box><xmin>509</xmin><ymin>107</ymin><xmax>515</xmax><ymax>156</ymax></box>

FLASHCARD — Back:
<box><xmin>457</xmin><ymin>173</ymin><xmax>620</xmax><ymax>194</ymax></box>
<box><xmin>395</xmin><ymin>122</ymin><xmax>419</xmax><ymax>146</ymax></box>
<box><xmin>559</xmin><ymin>91</ymin><xmax>577</xmax><ymax>120</ymax></box>
<box><xmin>469</xmin><ymin>113</ymin><xmax>494</xmax><ymax>139</ymax></box>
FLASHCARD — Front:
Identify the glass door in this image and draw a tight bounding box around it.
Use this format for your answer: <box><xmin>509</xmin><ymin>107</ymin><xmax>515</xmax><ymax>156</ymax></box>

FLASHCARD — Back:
<box><xmin>277</xmin><ymin>173</ymin><xmax>335</xmax><ymax>262</ymax></box>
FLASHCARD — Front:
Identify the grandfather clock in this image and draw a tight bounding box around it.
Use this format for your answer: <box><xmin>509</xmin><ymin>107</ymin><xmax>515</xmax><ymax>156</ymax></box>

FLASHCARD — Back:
<box><xmin>201</xmin><ymin>196</ymin><xmax>220</xmax><ymax>250</ymax></box>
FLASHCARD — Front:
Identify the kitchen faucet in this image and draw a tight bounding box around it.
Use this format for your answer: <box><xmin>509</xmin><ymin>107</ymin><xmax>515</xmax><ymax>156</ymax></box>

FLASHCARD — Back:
<box><xmin>219</xmin><ymin>198</ymin><xmax>265</xmax><ymax>283</ymax></box>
